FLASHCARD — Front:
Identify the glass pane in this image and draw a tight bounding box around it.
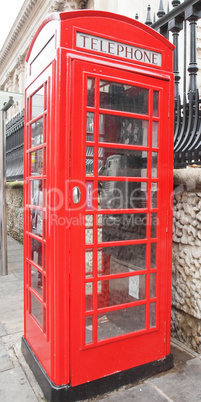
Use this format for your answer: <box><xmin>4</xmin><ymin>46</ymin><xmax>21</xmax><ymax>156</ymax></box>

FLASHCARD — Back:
<box><xmin>97</xmin><ymin>214</ymin><xmax>102</xmax><ymax>243</ymax></box>
<box><xmin>44</xmin><ymin>308</ymin><xmax>46</xmax><ymax>334</ymax></box>
<box><xmin>30</xmin><ymin>265</ymin><xmax>42</xmax><ymax>296</ymax></box>
<box><xmin>98</xmin><ymin>213</ymin><xmax>147</xmax><ymax>243</ymax></box>
<box><xmin>85</xmin><ymin>215</ymin><xmax>93</xmax><ymax>244</ymax></box>
<box><xmin>150</xmin><ymin>302</ymin><xmax>156</xmax><ymax>328</ymax></box>
<box><xmin>31</xmin><ymin>118</ymin><xmax>43</xmax><ymax>147</ymax></box>
<box><xmin>85</xmin><ymin>251</ymin><xmax>93</xmax><ymax>278</ymax></box>
<box><xmin>99</xmin><ymin>181</ymin><xmax>147</xmax><ymax>209</ymax></box>
<box><xmin>151</xmin><ymin>183</ymin><xmax>157</xmax><ymax>209</ymax></box>
<box><xmin>152</xmin><ymin>152</ymin><xmax>158</xmax><ymax>178</ymax></box>
<box><xmin>150</xmin><ymin>273</ymin><xmax>156</xmax><ymax>298</ymax></box>
<box><xmin>153</xmin><ymin>91</ymin><xmax>159</xmax><ymax>117</ymax></box>
<box><xmin>151</xmin><ymin>213</ymin><xmax>157</xmax><ymax>238</ymax></box>
<box><xmin>99</xmin><ymin>115</ymin><xmax>148</xmax><ymax>145</ymax></box>
<box><xmin>43</xmin><ymin>244</ymin><xmax>46</xmax><ymax>272</ymax></box>
<box><xmin>98</xmin><ymin>148</ymin><xmax>147</xmax><ymax>177</ymax></box>
<box><xmin>87</xmin><ymin>78</ymin><xmax>95</xmax><ymax>107</ymax></box>
<box><xmin>43</xmin><ymin>211</ymin><xmax>46</xmax><ymax>241</ymax></box>
<box><xmin>98</xmin><ymin>244</ymin><xmax>146</xmax><ymax>275</ymax></box>
<box><xmin>31</xmin><ymin>149</ymin><xmax>43</xmax><ymax>176</ymax></box>
<box><xmin>86</xmin><ymin>146</ymin><xmax>94</xmax><ymax>175</ymax></box>
<box><xmin>85</xmin><ymin>229</ymin><xmax>93</xmax><ymax>244</ymax></box>
<box><xmin>31</xmin><ymin>210</ymin><xmax>43</xmax><ymax>238</ymax></box>
<box><xmin>98</xmin><ymin>249</ymin><xmax>103</xmax><ymax>275</ymax></box>
<box><xmin>129</xmin><ymin>274</ymin><xmax>145</xmax><ymax>300</ymax></box>
<box><xmin>97</xmin><ymin>275</ymin><xmax>145</xmax><ymax>308</ymax></box>
<box><xmin>86</xmin><ymin>215</ymin><xmax>93</xmax><ymax>226</ymax></box>
<box><xmin>31</xmin><ymin>238</ymin><xmax>42</xmax><ymax>267</ymax></box>
<box><xmin>43</xmin><ymin>147</ymin><xmax>46</xmax><ymax>175</ymax></box>
<box><xmin>152</xmin><ymin>121</ymin><xmax>158</xmax><ymax>148</ymax></box>
<box><xmin>151</xmin><ymin>243</ymin><xmax>157</xmax><ymax>269</ymax></box>
<box><xmin>44</xmin><ymin>276</ymin><xmax>46</xmax><ymax>303</ymax></box>
<box><xmin>86</xmin><ymin>112</ymin><xmax>94</xmax><ymax>141</ymax></box>
<box><xmin>85</xmin><ymin>316</ymin><xmax>93</xmax><ymax>344</ymax></box>
<box><xmin>31</xmin><ymin>87</ymin><xmax>44</xmax><ymax>119</ymax></box>
<box><xmin>99</xmin><ymin>114</ymin><xmax>104</xmax><ymax>143</ymax></box>
<box><xmin>98</xmin><ymin>305</ymin><xmax>146</xmax><ymax>341</ymax></box>
<box><xmin>100</xmin><ymin>81</ymin><xmax>148</xmax><ymax>114</ymax></box>
<box><xmin>85</xmin><ymin>282</ymin><xmax>93</xmax><ymax>311</ymax></box>
<box><xmin>31</xmin><ymin>294</ymin><xmax>42</xmax><ymax>327</ymax></box>
<box><xmin>30</xmin><ymin>180</ymin><xmax>43</xmax><ymax>205</ymax></box>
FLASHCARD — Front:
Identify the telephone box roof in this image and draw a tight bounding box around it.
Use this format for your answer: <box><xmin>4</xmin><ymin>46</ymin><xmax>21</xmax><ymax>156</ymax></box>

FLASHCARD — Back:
<box><xmin>26</xmin><ymin>10</ymin><xmax>174</xmax><ymax>66</ymax></box>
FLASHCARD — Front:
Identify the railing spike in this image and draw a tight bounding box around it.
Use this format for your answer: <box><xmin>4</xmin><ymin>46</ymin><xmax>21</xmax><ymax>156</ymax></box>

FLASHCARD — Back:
<box><xmin>172</xmin><ymin>0</ymin><xmax>180</xmax><ymax>8</ymax></box>
<box><xmin>135</xmin><ymin>13</ymin><xmax>139</xmax><ymax>20</ymax></box>
<box><xmin>153</xmin><ymin>12</ymin><xmax>156</xmax><ymax>24</ymax></box>
<box><xmin>157</xmin><ymin>0</ymin><xmax>165</xmax><ymax>19</ymax></box>
<box><xmin>167</xmin><ymin>2</ymin><xmax>170</xmax><ymax>13</ymax></box>
<box><xmin>145</xmin><ymin>5</ymin><xmax>152</xmax><ymax>26</ymax></box>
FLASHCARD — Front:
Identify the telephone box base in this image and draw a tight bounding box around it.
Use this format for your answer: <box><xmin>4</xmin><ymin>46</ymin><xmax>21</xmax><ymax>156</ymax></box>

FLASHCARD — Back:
<box><xmin>22</xmin><ymin>337</ymin><xmax>173</xmax><ymax>402</ymax></box>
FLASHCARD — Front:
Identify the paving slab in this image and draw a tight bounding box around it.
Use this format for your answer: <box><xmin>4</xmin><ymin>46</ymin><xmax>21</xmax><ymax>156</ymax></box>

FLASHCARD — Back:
<box><xmin>0</xmin><ymin>366</ymin><xmax>39</xmax><ymax>402</ymax></box>
<box><xmin>7</xmin><ymin>253</ymin><xmax>23</xmax><ymax>263</ymax></box>
<box><xmin>96</xmin><ymin>382</ymin><xmax>170</xmax><ymax>401</ymax></box>
<box><xmin>0</xmin><ymin>323</ymin><xmax>6</xmax><ymax>337</ymax></box>
<box><xmin>0</xmin><ymin>339</ymin><xmax>14</xmax><ymax>372</ymax></box>
<box><xmin>171</xmin><ymin>342</ymin><xmax>195</xmax><ymax>368</ymax></box>
<box><xmin>0</xmin><ymin>237</ymin><xmax>45</xmax><ymax>401</ymax></box>
<box><xmin>148</xmin><ymin>357</ymin><xmax>201</xmax><ymax>402</ymax></box>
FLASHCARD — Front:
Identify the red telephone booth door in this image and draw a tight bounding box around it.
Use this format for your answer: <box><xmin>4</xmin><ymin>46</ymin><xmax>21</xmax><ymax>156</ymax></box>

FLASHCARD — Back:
<box><xmin>70</xmin><ymin>59</ymin><xmax>173</xmax><ymax>386</ymax></box>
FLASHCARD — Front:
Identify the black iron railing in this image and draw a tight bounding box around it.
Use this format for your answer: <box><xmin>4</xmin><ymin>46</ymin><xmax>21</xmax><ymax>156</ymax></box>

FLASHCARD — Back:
<box><xmin>143</xmin><ymin>0</ymin><xmax>201</xmax><ymax>168</ymax></box>
<box><xmin>6</xmin><ymin>110</ymin><xmax>24</xmax><ymax>181</ymax></box>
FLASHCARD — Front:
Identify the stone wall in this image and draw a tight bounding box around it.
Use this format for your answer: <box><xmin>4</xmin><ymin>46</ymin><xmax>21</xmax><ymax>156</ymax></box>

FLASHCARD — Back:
<box><xmin>6</xmin><ymin>183</ymin><xmax>23</xmax><ymax>243</ymax></box>
<box><xmin>172</xmin><ymin>168</ymin><xmax>201</xmax><ymax>353</ymax></box>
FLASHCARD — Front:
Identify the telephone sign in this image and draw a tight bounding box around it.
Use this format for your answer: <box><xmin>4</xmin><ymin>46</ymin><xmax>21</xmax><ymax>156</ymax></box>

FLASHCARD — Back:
<box><xmin>76</xmin><ymin>32</ymin><xmax>162</xmax><ymax>66</ymax></box>
<box><xmin>22</xmin><ymin>10</ymin><xmax>174</xmax><ymax>401</ymax></box>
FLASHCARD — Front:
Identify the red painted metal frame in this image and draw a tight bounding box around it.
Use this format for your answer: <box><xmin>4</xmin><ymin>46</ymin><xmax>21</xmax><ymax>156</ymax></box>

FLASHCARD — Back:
<box><xmin>24</xmin><ymin>10</ymin><xmax>174</xmax><ymax>388</ymax></box>
<box><xmin>69</xmin><ymin>59</ymin><xmax>173</xmax><ymax>386</ymax></box>
<box><xmin>24</xmin><ymin>66</ymin><xmax>51</xmax><ymax>377</ymax></box>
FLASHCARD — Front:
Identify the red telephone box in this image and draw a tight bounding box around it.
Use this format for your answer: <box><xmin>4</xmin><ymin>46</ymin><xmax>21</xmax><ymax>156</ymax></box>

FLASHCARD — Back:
<box><xmin>22</xmin><ymin>10</ymin><xmax>174</xmax><ymax>401</ymax></box>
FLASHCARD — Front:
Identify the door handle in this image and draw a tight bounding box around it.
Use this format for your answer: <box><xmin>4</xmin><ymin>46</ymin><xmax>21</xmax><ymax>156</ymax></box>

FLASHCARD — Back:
<box><xmin>73</xmin><ymin>186</ymin><xmax>81</xmax><ymax>204</ymax></box>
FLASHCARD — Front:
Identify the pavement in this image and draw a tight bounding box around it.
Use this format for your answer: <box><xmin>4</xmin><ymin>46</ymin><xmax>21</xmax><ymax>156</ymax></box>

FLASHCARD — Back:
<box><xmin>1</xmin><ymin>236</ymin><xmax>201</xmax><ymax>402</ymax></box>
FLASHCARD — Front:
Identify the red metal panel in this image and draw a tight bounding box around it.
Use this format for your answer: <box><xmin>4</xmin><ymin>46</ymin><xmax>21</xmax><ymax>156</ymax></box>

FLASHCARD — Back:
<box><xmin>49</xmin><ymin>49</ymin><xmax>70</xmax><ymax>385</ymax></box>
<box><xmin>69</xmin><ymin>59</ymin><xmax>173</xmax><ymax>386</ymax></box>
<box><xmin>24</xmin><ymin>64</ymin><xmax>55</xmax><ymax>380</ymax></box>
<box><xmin>26</xmin><ymin>11</ymin><xmax>174</xmax><ymax>71</ymax></box>
<box><xmin>24</xmin><ymin>51</ymin><xmax>71</xmax><ymax>385</ymax></box>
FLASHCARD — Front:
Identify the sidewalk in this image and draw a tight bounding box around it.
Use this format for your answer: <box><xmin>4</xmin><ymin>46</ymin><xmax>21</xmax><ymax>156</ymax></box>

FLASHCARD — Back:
<box><xmin>0</xmin><ymin>236</ymin><xmax>201</xmax><ymax>401</ymax></box>
<box><xmin>0</xmin><ymin>237</ymin><xmax>44</xmax><ymax>401</ymax></box>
